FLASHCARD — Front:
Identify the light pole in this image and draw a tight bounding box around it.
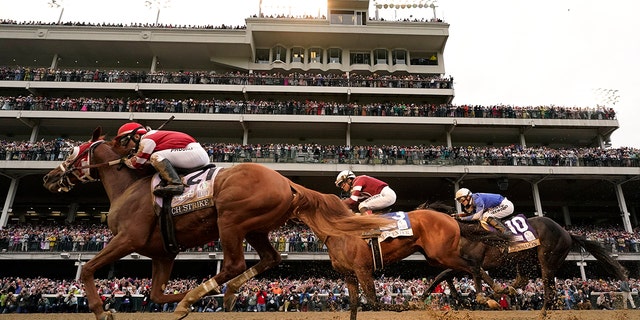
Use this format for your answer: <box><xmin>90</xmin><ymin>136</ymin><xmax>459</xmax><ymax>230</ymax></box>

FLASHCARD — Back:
<box><xmin>145</xmin><ymin>0</ymin><xmax>171</xmax><ymax>25</ymax></box>
<box><xmin>48</xmin><ymin>0</ymin><xmax>64</xmax><ymax>24</ymax></box>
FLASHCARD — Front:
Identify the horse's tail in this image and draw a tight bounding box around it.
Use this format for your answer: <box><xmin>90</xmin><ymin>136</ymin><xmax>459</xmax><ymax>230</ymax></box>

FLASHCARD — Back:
<box><xmin>458</xmin><ymin>221</ymin><xmax>511</xmax><ymax>247</ymax></box>
<box><xmin>288</xmin><ymin>182</ymin><xmax>393</xmax><ymax>237</ymax></box>
<box><xmin>571</xmin><ymin>234</ymin><xmax>628</xmax><ymax>280</ymax></box>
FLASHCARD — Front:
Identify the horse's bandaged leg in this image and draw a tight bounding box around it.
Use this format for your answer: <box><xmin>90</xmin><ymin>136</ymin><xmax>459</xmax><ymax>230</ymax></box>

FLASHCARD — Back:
<box><xmin>185</xmin><ymin>279</ymin><xmax>219</xmax><ymax>305</ymax></box>
<box><xmin>202</xmin><ymin>278</ymin><xmax>220</xmax><ymax>295</ymax></box>
<box><xmin>231</xmin><ymin>266</ymin><xmax>258</xmax><ymax>287</ymax></box>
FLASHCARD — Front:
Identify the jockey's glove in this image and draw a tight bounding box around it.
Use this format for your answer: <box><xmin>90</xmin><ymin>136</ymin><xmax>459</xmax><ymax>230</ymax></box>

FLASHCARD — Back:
<box><xmin>124</xmin><ymin>158</ymin><xmax>136</xmax><ymax>169</ymax></box>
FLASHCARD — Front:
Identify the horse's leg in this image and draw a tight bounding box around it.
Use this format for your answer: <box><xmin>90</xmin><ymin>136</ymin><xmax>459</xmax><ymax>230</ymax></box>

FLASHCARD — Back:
<box><xmin>423</xmin><ymin>268</ymin><xmax>455</xmax><ymax>300</ymax></box>
<box><xmin>173</xmin><ymin>229</ymin><xmax>247</xmax><ymax>319</ymax></box>
<box><xmin>345</xmin><ymin>275</ymin><xmax>361</xmax><ymax>320</ymax></box>
<box><xmin>478</xmin><ymin>268</ymin><xmax>505</xmax><ymax>295</ymax></box>
<box><xmin>80</xmin><ymin>234</ymin><xmax>135</xmax><ymax>320</ymax></box>
<box><xmin>539</xmin><ymin>258</ymin><xmax>560</xmax><ymax>314</ymax></box>
<box><xmin>511</xmin><ymin>263</ymin><xmax>529</xmax><ymax>288</ymax></box>
<box><xmin>468</xmin><ymin>267</ymin><xmax>489</xmax><ymax>305</ymax></box>
<box><xmin>149</xmin><ymin>257</ymin><xmax>185</xmax><ymax>305</ymax></box>
<box><xmin>221</xmin><ymin>232</ymin><xmax>282</xmax><ymax>311</ymax></box>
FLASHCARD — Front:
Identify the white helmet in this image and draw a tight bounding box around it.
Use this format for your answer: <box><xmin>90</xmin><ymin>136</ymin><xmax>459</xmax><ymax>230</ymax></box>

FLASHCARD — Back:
<box><xmin>455</xmin><ymin>188</ymin><xmax>472</xmax><ymax>201</ymax></box>
<box><xmin>335</xmin><ymin>170</ymin><xmax>356</xmax><ymax>187</ymax></box>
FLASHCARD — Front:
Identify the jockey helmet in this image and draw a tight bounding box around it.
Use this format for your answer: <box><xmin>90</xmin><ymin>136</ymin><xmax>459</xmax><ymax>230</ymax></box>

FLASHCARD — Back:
<box><xmin>335</xmin><ymin>170</ymin><xmax>356</xmax><ymax>187</ymax></box>
<box><xmin>455</xmin><ymin>188</ymin><xmax>472</xmax><ymax>201</ymax></box>
<box><xmin>116</xmin><ymin>122</ymin><xmax>147</xmax><ymax>139</ymax></box>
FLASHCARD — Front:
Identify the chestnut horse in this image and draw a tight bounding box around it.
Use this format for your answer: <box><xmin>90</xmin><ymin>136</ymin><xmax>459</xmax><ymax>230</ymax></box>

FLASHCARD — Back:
<box><xmin>294</xmin><ymin>208</ymin><xmax>511</xmax><ymax>320</ymax></box>
<box><xmin>418</xmin><ymin>202</ymin><xmax>628</xmax><ymax>313</ymax></box>
<box><xmin>42</xmin><ymin>127</ymin><xmax>392</xmax><ymax>320</ymax></box>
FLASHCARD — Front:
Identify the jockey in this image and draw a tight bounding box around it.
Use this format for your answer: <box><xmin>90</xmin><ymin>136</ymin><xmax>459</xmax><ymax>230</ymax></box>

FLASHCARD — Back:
<box><xmin>453</xmin><ymin>188</ymin><xmax>514</xmax><ymax>236</ymax></box>
<box><xmin>335</xmin><ymin>170</ymin><xmax>397</xmax><ymax>215</ymax></box>
<box><xmin>115</xmin><ymin>122</ymin><xmax>210</xmax><ymax>197</ymax></box>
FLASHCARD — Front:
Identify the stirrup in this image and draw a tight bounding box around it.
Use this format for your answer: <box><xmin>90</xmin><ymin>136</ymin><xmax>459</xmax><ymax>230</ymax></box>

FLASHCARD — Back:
<box><xmin>153</xmin><ymin>184</ymin><xmax>184</xmax><ymax>197</ymax></box>
<box><xmin>361</xmin><ymin>229</ymin><xmax>381</xmax><ymax>238</ymax></box>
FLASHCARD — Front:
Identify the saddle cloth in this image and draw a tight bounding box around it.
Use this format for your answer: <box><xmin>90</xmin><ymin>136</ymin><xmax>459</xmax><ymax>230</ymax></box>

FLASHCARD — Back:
<box><xmin>378</xmin><ymin>211</ymin><xmax>414</xmax><ymax>241</ymax></box>
<box><xmin>152</xmin><ymin>166</ymin><xmax>222</xmax><ymax>216</ymax></box>
<box><xmin>503</xmin><ymin>214</ymin><xmax>541</xmax><ymax>253</ymax></box>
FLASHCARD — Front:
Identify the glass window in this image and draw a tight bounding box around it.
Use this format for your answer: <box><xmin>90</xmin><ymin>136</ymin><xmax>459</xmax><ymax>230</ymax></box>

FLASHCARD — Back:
<box><xmin>374</xmin><ymin>49</ymin><xmax>388</xmax><ymax>65</ymax></box>
<box><xmin>272</xmin><ymin>46</ymin><xmax>286</xmax><ymax>63</ymax></box>
<box><xmin>328</xmin><ymin>48</ymin><xmax>342</xmax><ymax>64</ymax></box>
<box><xmin>255</xmin><ymin>48</ymin><xmax>269</xmax><ymax>64</ymax></box>
<box><xmin>393</xmin><ymin>50</ymin><xmax>407</xmax><ymax>65</ymax></box>
<box><xmin>330</xmin><ymin>10</ymin><xmax>354</xmax><ymax>25</ymax></box>
<box><xmin>309</xmin><ymin>48</ymin><xmax>323</xmax><ymax>64</ymax></box>
<box><xmin>350</xmin><ymin>52</ymin><xmax>371</xmax><ymax>65</ymax></box>
<box><xmin>356</xmin><ymin>11</ymin><xmax>367</xmax><ymax>25</ymax></box>
<box><xmin>410</xmin><ymin>52</ymin><xmax>438</xmax><ymax>65</ymax></box>
<box><xmin>291</xmin><ymin>47</ymin><xmax>305</xmax><ymax>63</ymax></box>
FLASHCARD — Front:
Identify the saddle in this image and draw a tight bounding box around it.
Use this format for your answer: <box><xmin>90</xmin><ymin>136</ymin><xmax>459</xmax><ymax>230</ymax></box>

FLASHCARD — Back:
<box><xmin>153</xmin><ymin>164</ymin><xmax>219</xmax><ymax>254</ymax></box>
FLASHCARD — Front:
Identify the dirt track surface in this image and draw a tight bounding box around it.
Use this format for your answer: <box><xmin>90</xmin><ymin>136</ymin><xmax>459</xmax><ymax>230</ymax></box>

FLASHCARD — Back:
<box><xmin>1</xmin><ymin>310</ymin><xmax>638</xmax><ymax>320</ymax></box>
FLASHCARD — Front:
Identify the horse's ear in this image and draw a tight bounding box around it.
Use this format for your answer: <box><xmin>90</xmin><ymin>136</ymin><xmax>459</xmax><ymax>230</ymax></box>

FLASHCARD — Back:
<box><xmin>92</xmin><ymin>127</ymin><xmax>102</xmax><ymax>142</ymax></box>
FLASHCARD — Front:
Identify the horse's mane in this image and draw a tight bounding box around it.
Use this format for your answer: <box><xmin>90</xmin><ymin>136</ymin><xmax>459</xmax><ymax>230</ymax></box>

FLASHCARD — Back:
<box><xmin>288</xmin><ymin>182</ymin><xmax>392</xmax><ymax>237</ymax></box>
<box><xmin>417</xmin><ymin>200</ymin><xmax>455</xmax><ymax>214</ymax></box>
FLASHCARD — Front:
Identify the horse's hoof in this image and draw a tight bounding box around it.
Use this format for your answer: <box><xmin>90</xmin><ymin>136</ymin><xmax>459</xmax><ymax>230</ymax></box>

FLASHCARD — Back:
<box><xmin>223</xmin><ymin>294</ymin><xmax>237</xmax><ymax>312</ymax></box>
<box><xmin>98</xmin><ymin>311</ymin><xmax>115</xmax><ymax>320</ymax></box>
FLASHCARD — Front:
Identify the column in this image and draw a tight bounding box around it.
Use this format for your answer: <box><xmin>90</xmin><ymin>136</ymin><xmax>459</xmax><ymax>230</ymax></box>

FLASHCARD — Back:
<box><xmin>614</xmin><ymin>183</ymin><xmax>632</xmax><ymax>232</ymax></box>
<box><xmin>519</xmin><ymin>132</ymin><xmax>526</xmax><ymax>148</ymax></box>
<box><xmin>562</xmin><ymin>206</ymin><xmax>572</xmax><ymax>226</ymax></box>
<box><xmin>346</xmin><ymin>119</ymin><xmax>351</xmax><ymax>146</ymax></box>
<box><xmin>531</xmin><ymin>182</ymin><xmax>544</xmax><ymax>217</ymax></box>
<box><xmin>150</xmin><ymin>55</ymin><xmax>158</xmax><ymax>74</ymax></box>
<box><xmin>0</xmin><ymin>177</ymin><xmax>19</xmax><ymax>228</ymax></box>
<box><xmin>29</xmin><ymin>123</ymin><xmax>40</xmax><ymax>143</ymax></box>
<box><xmin>50</xmin><ymin>53</ymin><xmax>60</xmax><ymax>70</ymax></box>
<box><xmin>240</xmin><ymin>117</ymin><xmax>249</xmax><ymax>146</ymax></box>
<box><xmin>576</xmin><ymin>261</ymin><xmax>587</xmax><ymax>281</ymax></box>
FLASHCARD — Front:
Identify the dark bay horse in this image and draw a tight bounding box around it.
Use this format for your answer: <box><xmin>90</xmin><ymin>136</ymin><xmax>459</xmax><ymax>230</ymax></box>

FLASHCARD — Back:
<box><xmin>294</xmin><ymin>208</ymin><xmax>511</xmax><ymax>320</ymax></box>
<box><xmin>418</xmin><ymin>202</ymin><xmax>628</xmax><ymax>313</ymax></box>
<box><xmin>42</xmin><ymin>127</ymin><xmax>392</xmax><ymax>320</ymax></box>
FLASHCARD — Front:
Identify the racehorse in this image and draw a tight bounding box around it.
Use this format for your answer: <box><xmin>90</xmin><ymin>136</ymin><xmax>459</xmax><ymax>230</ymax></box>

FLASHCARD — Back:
<box><xmin>42</xmin><ymin>127</ymin><xmax>392</xmax><ymax>320</ymax></box>
<box><xmin>294</xmin><ymin>208</ymin><xmax>512</xmax><ymax>320</ymax></box>
<box><xmin>417</xmin><ymin>201</ymin><xmax>628</xmax><ymax>314</ymax></box>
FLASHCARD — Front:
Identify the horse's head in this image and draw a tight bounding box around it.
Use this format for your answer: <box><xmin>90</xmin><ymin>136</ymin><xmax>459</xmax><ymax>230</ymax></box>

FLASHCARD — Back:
<box><xmin>43</xmin><ymin>127</ymin><xmax>107</xmax><ymax>193</ymax></box>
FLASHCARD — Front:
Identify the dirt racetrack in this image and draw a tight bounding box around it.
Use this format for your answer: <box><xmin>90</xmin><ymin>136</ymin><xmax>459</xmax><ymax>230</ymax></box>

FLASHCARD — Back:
<box><xmin>0</xmin><ymin>310</ymin><xmax>637</xmax><ymax>320</ymax></box>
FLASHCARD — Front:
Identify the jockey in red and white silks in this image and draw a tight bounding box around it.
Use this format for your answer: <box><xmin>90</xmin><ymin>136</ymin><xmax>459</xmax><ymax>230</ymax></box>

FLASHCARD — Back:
<box><xmin>335</xmin><ymin>170</ymin><xmax>397</xmax><ymax>215</ymax></box>
<box><xmin>126</xmin><ymin>130</ymin><xmax>209</xmax><ymax>170</ymax></box>
<box><xmin>116</xmin><ymin>122</ymin><xmax>209</xmax><ymax>196</ymax></box>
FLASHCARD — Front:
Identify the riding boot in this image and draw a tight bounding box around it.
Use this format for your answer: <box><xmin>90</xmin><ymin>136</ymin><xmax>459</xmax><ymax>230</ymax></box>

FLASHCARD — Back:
<box><xmin>152</xmin><ymin>159</ymin><xmax>185</xmax><ymax>197</ymax></box>
<box><xmin>485</xmin><ymin>217</ymin><xmax>513</xmax><ymax>236</ymax></box>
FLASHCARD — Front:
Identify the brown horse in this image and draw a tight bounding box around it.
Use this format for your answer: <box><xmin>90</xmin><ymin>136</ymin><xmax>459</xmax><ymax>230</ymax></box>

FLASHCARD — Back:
<box><xmin>418</xmin><ymin>201</ymin><xmax>628</xmax><ymax>314</ymax></box>
<box><xmin>294</xmin><ymin>208</ymin><xmax>511</xmax><ymax>320</ymax></box>
<box><xmin>42</xmin><ymin>127</ymin><xmax>392</xmax><ymax>320</ymax></box>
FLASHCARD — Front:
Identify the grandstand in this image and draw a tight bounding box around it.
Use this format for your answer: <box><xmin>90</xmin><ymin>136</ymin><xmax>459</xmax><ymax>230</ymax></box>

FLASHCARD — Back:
<box><xmin>0</xmin><ymin>0</ymin><xmax>639</xmax><ymax>282</ymax></box>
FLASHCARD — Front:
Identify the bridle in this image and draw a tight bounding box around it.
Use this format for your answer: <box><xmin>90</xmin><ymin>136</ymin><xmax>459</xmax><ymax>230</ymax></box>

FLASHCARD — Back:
<box><xmin>53</xmin><ymin>139</ymin><xmax>117</xmax><ymax>192</ymax></box>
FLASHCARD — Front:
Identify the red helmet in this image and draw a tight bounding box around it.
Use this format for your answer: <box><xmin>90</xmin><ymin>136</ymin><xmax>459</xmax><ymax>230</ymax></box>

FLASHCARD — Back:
<box><xmin>116</xmin><ymin>122</ymin><xmax>147</xmax><ymax>139</ymax></box>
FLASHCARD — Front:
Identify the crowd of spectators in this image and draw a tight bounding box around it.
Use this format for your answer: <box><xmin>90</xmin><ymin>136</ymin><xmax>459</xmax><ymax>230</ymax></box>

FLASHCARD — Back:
<box><xmin>1</xmin><ymin>94</ymin><xmax>615</xmax><ymax>121</ymax></box>
<box><xmin>0</xmin><ymin>68</ymin><xmax>454</xmax><ymax>89</ymax></box>
<box><xmin>1</xmin><ymin>222</ymin><xmax>639</xmax><ymax>255</ymax></box>
<box><xmin>0</xmin><ymin>10</ymin><xmax>444</xmax><ymax>30</ymax></box>
<box><xmin>0</xmin><ymin>273</ymin><xmax>637</xmax><ymax>314</ymax></box>
<box><xmin>1</xmin><ymin>138</ymin><xmax>638</xmax><ymax>168</ymax></box>
<box><xmin>0</xmin><ymin>18</ymin><xmax>246</xmax><ymax>30</ymax></box>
